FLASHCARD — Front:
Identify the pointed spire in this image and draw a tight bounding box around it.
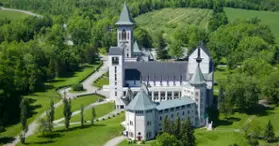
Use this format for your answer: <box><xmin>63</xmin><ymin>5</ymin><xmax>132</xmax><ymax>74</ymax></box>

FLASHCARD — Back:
<box><xmin>190</xmin><ymin>64</ymin><xmax>206</xmax><ymax>85</ymax></box>
<box><xmin>116</xmin><ymin>2</ymin><xmax>134</xmax><ymax>26</ymax></box>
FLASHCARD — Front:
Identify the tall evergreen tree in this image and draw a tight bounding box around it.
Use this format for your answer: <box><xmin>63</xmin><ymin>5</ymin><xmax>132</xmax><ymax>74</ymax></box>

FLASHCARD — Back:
<box><xmin>63</xmin><ymin>98</ymin><xmax>72</xmax><ymax>129</ymax></box>
<box><xmin>49</xmin><ymin>98</ymin><xmax>55</xmax><ymax>124</ymax></box>
<box><xmin>174</xmin><ymin>116</ymin><xmax>181</xmax><ymax>139</ymax></box>
<box><xmin>91</xmin><ymin>107</ymin><xmax>96</xmax><ymax>125</ymax></box>
<box><xmin>154</xmin><ymin>31</ymin><xmax>167</xmax><ymax>59</ymax></box>
<box><xmin>20</xmin><ymin>98</ymin><xmax>28</xmax><ymax>132</ymax></box>
<box><xmin>20</xmin><ymin>98</ymin><xmax>28</xmax><ymax>144</ymax></box>
<box><xmin>162</xmin><ymin>116</ymin><xmax>170</xmax><ymax>134</ymax></box>
<box><xmin>180</xmin><ymin>117</ymin><xmax>196</xmax><ymax>146</ymax></box>
<box><xmin>264</xmin><ymin>120</ymin><xmax>275</xmax><ymax>143</ymax></box>
<box><xmin>80</xmin><ymin>104</ymin><xmax>84</xmax><ymax>127</ymax></box>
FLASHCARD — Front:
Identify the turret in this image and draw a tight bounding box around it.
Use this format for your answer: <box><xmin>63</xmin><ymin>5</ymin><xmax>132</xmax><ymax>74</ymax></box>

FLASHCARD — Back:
<box><xmin>108</xmin><ymin>47</ymin><xmax>125</xmax><ymax>109</ymax></box>
<box><xmin>190</xmin><ymin>50</ymin><xmax>207</xmax><ymax>127</ymax></box>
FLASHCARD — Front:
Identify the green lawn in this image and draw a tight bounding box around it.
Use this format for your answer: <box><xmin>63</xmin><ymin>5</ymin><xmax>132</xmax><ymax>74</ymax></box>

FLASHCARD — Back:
<box><xmin>70</xmin><ymin>102</ymin><xmax>115</xmax><ymax>122</ymax></box>
<box><xmin>135</xmin><ymin>8</ymin><xmax>212</xmax><ymax>39</ymax></box>
<box><xmin>54</xmin><ymin>94</ymin><xmax>104</xmax><ymax>120</ymax></box>
<box><xmin>17</xmin><ymin>114</ymin><xmax>125</xmax><ymax>146</ymax></box>
<box><xmin>0</xmin><ymin>10</ymin><xmax>29</xmax><ymax>21</ymax></box>
<box><xmin>225</xmin><ymin>7</ymin><xmax>279</xmax><ymax>43</ymax></box>
<box><xmin>93</xmin><ymin>72</ymin><xmax>109</xmax><ymax>89</ymax></box>
<box><xmin>118</xmin><ymin>140</ymin><xmax>156</xmax><ymax>146</ymax></box>
<box><xmin>0</xmin><ymin>63</ymin><xmax>100</xmax><ymax>141</ymax></box>
<box><xmin>118</xmin><ymin>106</ymin><xmax>279</xmax><ymax>146</ymax></box>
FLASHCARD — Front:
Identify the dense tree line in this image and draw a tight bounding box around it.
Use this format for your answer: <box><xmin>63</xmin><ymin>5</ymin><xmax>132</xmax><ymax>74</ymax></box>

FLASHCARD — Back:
<box><xmin>157</xmin><ymin>116</ymin><xmax>196</xmax><ymax>146</ymax></box>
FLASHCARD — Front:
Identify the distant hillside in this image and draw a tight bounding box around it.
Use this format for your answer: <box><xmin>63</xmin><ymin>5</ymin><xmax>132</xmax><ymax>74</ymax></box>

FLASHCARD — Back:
<box><xmin>0</xmin><ymin>9</ymin><xmax>29</xmax><ymax>21</ymax></box>
<box><xmin>225</xmin><ymin>7</ymin><xmax>279</xmax><ymax>43</ymax></box>
<box><xmin>135</xmin><ymin>8</ymin><xmax>212</xmax><ymax>38</ymax></box>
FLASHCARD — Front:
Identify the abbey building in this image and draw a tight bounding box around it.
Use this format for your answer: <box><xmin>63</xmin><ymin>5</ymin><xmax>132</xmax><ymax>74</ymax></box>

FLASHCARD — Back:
<box><xmin>104</xmin><ymin>3</ymin><xmax>214</xmax><ymax>141</ymax></box>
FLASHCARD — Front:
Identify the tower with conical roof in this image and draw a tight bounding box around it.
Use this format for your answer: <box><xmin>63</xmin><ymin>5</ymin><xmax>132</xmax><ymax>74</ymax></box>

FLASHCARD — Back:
<box><xmin>190</xmin><ymin>48</ymin><xmax>207</xmax><ymax>127</ymax></box>
<box><xmin>125</xmin><ymin>84</ymin><xmax>156</xmax><ymax>141</ymax></box>
<box><xmin>116</xmin><ymin>3</ymin><xmax>134</xmax><ymax>58</ymax></box>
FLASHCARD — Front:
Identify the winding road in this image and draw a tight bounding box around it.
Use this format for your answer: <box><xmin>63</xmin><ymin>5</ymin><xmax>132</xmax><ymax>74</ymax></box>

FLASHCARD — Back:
<box><xmin>4</xmin><ymin>56</ymin><xmax>110</xmax><ymax>146</ymax></box>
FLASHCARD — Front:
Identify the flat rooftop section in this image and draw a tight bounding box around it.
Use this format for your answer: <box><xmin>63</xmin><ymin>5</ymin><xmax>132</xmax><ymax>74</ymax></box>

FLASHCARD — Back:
<box><xmin>156</xmin><ymin>98</ymin><xmax>195</xmax><ymax>110</ymax></box>
<box><xmin>109</xmin><ymin>47</ymin><xmax>122</xmax><ymax>55</ymax></box>
<box><xmin>125</xmin><ymin>61</ymin><xmax>188</xmax><ymax>81</ymax></box>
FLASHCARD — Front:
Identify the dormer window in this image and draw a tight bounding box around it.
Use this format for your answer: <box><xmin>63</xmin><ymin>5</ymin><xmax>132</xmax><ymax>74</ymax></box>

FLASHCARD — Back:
<box><xmin>122</xmin><ymin>29</ymin><xmax>126</xmax><ymax>40</ymax></box>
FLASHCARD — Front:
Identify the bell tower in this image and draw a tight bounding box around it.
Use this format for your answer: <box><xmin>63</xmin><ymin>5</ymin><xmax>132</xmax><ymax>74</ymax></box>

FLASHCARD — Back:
<box><xmin>116</xmin><ymin>3</ymin><xmax>134</xmax><ymax>58</ymax></box>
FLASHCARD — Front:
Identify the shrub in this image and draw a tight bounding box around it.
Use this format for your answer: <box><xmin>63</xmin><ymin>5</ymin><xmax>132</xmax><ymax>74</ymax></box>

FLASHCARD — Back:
<box><xmin>142</xmin><ymin>140</ymin><xmax>146</xmax><ymax>144</ymax></box>
<box><xmin>112</xmin><ymin>114</ymin><xmax>115</xmax><ymax>117</ymax></box>
<box><xmin>72</xmin><ymin>83</ymin><xmax>84</xmax><ymax>91</ymax></box>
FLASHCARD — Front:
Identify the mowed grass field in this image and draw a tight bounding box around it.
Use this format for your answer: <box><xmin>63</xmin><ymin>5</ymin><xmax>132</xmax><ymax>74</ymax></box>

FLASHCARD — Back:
<box><xmin>225</xmin><ymin>7</ymin><xmax>279</xmax><ymax>43</ymax></box>
<box><xmin>0</xmin><ymin>63</ymin><xmax>100</xmax><ymax>143</ymax></box>
<box><xmin>17</xmin><ymin>114</ymin><xmax>125</xmax><ymax>146</ymax></box>
<box><xmin>135</xmin><ymin>8</ymin><xmax>212</xmax><ymax>37</ymax></box>
<box><xmin>0</xmin><ymin>10</ymin><xmax>29</xmax><ymax>21</ymax></box>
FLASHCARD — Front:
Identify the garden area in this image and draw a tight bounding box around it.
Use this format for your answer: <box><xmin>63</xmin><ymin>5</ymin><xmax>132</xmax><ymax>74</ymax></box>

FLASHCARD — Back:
<box><xmin>92</xmin><ymin>72</ymin><xmax>109</xmax><ymax>89</ymax></box>
<box><xmin>70</xmin><ymin>102</ymin><xmax>115</xmax><ymax>122</ymax></box>
<box><xmin>53</xmin><ymin>94</ymin><xmax>104</xmax><ymax>120</ymax></box>
<box><xmin>17</xmin><ymin>114</ymin><xmax>125</xmax><ymax>146</ymax></box>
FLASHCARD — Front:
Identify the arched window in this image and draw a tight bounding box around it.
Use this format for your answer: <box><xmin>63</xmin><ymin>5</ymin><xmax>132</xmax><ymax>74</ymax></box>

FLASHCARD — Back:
<box><xmin>122</xmin><ymin>29</ymin><xmax>126</xmax><ymax>40</ymax></box>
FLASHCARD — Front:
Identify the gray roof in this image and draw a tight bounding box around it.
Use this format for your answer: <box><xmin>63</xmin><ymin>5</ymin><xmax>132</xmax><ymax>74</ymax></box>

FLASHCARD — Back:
<box><xmin>116</xmin><ymin>3</ymin><xmax>134</xmax><ymax>26</ymax></box>
<box><xmin>190</xmin><ymin>65</ymin><xmax>206</xmax><ymax>85</ymax></box>
<box><xmin>109</xmin><ymin>47</ymin><xmax>122</xmax><ymax>55</ymax></box>
<box><xmin>188</xmin><ymin>45</ymin><xmax>211</xmax><ymax>57</ymax></box>
<box><xmin>124</xmin><ymin>61</ymin><xmax>188</xmax><ymax>81</ymax></box>
<box><xmin>133</xmin><ymin>41</ymin><xmax>141</xmax><ymax>53</ymax></box>
<box><xmin>126</xmin><ymin>85</ymin><xmax>156</xmax><ymax>111</ymax></box>
<box><xmin>156</xmin><ymin>98</ymin><xmax>195</xmax><ymax>110</ymax></box>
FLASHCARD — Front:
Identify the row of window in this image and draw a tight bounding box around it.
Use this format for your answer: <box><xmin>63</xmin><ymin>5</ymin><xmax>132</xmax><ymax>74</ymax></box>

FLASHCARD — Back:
<box><xmin>119</xmin><ymin>30</ymin><xmax>129</xmax><ymax>41</ymax></box>
<box><xmin>140</xmin><ymin>79</ymin><xmax>184</xmax><ymax>86</ymax></box>
<box><xmin>159</xmin><ymin>110</ymin><xmax>192</xmax><ymax>121</ymax></box>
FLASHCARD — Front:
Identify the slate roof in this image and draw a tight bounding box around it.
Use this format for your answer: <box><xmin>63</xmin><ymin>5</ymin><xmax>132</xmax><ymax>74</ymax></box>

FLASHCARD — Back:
<box><xmin>116</xmin><ymin>3</ymin><xmax>134</xmax><ymax>26</ymax></box>
<box><xmin>188</xmin><ymin>44</ymin><xmax>211</xmax><ymax>57</ymax></box>
<box><xmin>190</xmin><ymin>65</ymin><xmax>206</xmax><ymax>85</ymax></box>
<box><xmin>124</xmin><ymin>61</ymin><xmax>188</xmax><ymax>81</ymax></box>
<box><xmin>133</xmin><ymin>41</ymin><xmax>141</xmax><ymax>53</ymax></box>
<box><xmin>125</xmin><ymin>85</ymin><xmax>156</xmax><ymax>111</ymax></box>
<box><xmin>109</xmin><ymin>47</ymin><xmax>122</xmax><ymax>55</ymax></box>
<box><xmin>156</xmin><ymin>98</ymin><xmax>195</xmax><ymax>110</ymax></box>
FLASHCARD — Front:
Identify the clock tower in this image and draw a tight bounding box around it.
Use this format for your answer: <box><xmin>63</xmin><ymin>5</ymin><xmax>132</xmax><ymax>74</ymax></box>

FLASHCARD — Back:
<box><xmin>116</xmin><ymin>3</ymin><xmax>134</xmax><ymax>58</ymax></box>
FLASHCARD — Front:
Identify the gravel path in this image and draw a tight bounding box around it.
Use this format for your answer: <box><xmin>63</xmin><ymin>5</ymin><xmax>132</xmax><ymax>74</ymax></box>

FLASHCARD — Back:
<box><xmin>4</xmin><ymin>55</ymin><xmax>109</xmax><ymax>146</ymax></box>
<box><xmin>0</xmin><ymin>7</ymin><xmax>42</xmax><ymax>17</ymax></box>
<box><xmin>103</xmin><ymin>136</ymin><xmax>125</xmax><ymax>146</ymax></box>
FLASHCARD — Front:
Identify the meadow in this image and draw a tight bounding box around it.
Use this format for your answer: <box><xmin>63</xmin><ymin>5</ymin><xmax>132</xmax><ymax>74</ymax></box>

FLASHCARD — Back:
<box><xmin>224</xmin><ymin>7</ymin><xmax>279</xmax><ymax>43</ymax></box>
<box><xmin>0</xmin><ymin>10</ymin><xmax>29</xmax><ymax>21</ymax></box>
<box><xmin>135</xmin><ymin>8</ymin><xmax>212</xmax><ymax>39</ymax></box>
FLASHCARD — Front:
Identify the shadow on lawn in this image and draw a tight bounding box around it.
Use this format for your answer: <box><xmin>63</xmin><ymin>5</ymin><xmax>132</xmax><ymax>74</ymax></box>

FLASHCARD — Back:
<box><xmin>0</xmin><ymin>137</ymin><xmax>15</xmax><ymax>144</ymax></box>
<box><xmin>55</xmin><ymin>124</ymin><xmax>105</xmax><ymax>133</ymax></box>
<box><xmin>38</xmin><ymin>133</ymin><xmax>63</xmax><ymax>138</ymax></box>
<box><xmin>245</xmin><ymin>104</ymin><xmax>274</xmax><ymax>117</ymax></box>
<box><xmin>26</xmin><ymin>140</ymin><xmax>56</xmax><ymax>145</ymax></box>
<box><xmin>26</xmin><ymin>98</ymin><xmax>42</xmax><ymax>119</ymax></box>
<box><xmin>215</xmin><ymin>117</ymin><xmax>241</xmax><ymax>127</ymax></box>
